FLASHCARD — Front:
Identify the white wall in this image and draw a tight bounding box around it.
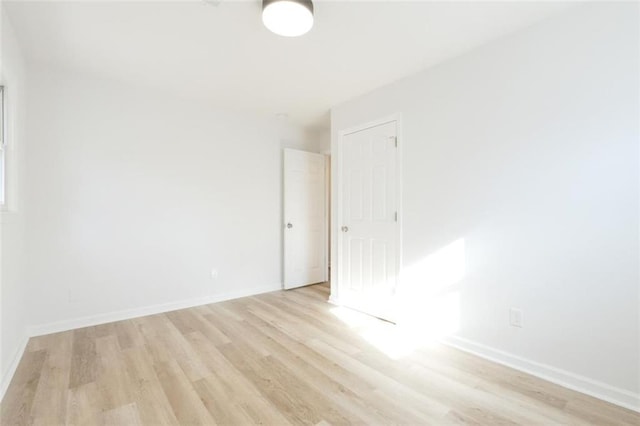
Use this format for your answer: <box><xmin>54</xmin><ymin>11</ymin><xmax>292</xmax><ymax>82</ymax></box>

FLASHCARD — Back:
<box><xmin>307</xmin><ymin>127</ymin><xmax>331</xmax><ymax>154</ymax></box>
<box><xmin>24</xmin><ymin>66</ymin><xmax>317</xmax><ymax>330</ymax></box>
<box><xmin>331</xmin><ymin>3</ymin><xmax>639</xmax><ymax>408</ymax></box>
<box><xmin>0</xmin><ymin>9</ymin><xmax>29</xmax><ymax>396</ymax></box>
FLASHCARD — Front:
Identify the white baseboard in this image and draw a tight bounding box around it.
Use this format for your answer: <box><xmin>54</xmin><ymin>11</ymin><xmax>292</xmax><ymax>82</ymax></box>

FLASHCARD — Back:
<box><xmin>0</xmin><ymin>334</ymin><xmax>29</xmax><ymax>402</ymax></box>
<box><xmin>443</xmin><ymin>335</ymin><xmax>640</xmax><ymax>413</ymax></box>
<box><xmin>327</xmin><ymin>296</ymin><xmax>341</xmax><ymax>306</ymax></box>
<box><xmin>27</xmin><ymin>283</ymin><xmax>282</xmax><ymax>337</ymax></box>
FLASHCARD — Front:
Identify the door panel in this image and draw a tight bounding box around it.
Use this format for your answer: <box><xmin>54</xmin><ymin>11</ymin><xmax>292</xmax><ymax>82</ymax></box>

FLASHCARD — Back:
<box><xmin>339</xmin><ymin>120</ymin><xmax>398</xmax><ymax>321</ymax></box>
<box><xmin>284</xmin><ymin>149</ymin><xmax>327</xmax><ymax>289</ymax></box>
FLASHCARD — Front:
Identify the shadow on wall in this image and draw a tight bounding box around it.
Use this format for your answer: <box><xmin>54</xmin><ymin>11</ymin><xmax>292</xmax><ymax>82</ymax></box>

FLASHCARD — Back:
<box><xmin>331</xmin><ymin>238</ymin><xmax>466</xmax><ymax>359</ymax></box>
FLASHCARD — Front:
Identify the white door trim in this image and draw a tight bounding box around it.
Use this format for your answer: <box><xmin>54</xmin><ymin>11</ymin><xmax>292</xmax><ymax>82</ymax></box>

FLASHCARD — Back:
<box><xmin>330</xmin><ymin>113</ymin><xmax>403</xmax><ymax>308</ymax></box>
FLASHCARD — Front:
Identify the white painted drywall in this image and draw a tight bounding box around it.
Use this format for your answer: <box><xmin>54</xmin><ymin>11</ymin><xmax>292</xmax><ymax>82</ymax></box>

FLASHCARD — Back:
<box><xmin>331</xmin><ymin>2</ymin><xmax>639</xmax><ymax>402</ymax></box>
<box><xmin>0</xmin><ymin>9</ymin><xmax>29</xmax><ymax>395</ymax></box>
<box><xmin>24</xmin><ymin>66</ymin><xmax>318</xmax><ymax>329</ymax></box>
<box><xmin>308</xmin><ymin>127</ymin><xmax>331</xmax><ymax>154</ymax></box>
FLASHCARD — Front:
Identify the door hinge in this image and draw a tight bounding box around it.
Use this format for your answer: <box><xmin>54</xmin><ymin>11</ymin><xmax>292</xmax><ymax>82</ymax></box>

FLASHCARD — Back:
<box><xmin>393</xmin><ymin>136</ymin><xmax>398</xmax><ymax>147</ymax></box>
<box><xmin>394</xmin><ymin>211</ymin><xmax>398</xmax><ymax>222</ymax></box>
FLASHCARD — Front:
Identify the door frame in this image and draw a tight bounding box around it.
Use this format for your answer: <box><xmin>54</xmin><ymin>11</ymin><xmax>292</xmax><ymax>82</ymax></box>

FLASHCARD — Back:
<box><xmin>330</xmin><ymin>113</ymin><xmax>403</xmax><ymax>308</ymax></box>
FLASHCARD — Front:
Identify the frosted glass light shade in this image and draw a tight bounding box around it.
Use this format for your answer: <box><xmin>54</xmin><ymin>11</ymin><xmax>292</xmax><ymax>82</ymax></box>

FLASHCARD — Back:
<box><xmin>262</xmin><ymin>0</ymin><xmax>314</xmax><ymax>37</ymax></box>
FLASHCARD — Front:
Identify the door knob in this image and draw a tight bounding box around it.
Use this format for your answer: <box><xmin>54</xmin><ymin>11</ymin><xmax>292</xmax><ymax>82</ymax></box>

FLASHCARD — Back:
<box><xmin>287</xmin><ymin>223</ymin><xmax>293</xmax><ymax>229</ymax></box>
<box><xmin>341</xmin><ymin>226</ymin><xmax>349</xmax><ymax>232</ymax></box>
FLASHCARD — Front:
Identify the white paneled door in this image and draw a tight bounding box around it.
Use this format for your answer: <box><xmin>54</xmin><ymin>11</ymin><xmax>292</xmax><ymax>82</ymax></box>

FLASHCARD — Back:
<box><xmin>338</xmin><ymin>120</ymin><xmax>399</xmax><ymax>322</ymax></box>
<box><xmin>284</xmin><ymin>149</ymin><xmax>328</xmax><ymax>289</ymax></box>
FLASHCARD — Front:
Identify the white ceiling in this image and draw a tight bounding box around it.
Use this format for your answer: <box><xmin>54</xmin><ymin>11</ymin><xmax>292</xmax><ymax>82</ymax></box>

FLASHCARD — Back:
<box><xmin>5</xmin><ymin>0</ymin><xmax>574</xmax><ymax>129</ymax></box>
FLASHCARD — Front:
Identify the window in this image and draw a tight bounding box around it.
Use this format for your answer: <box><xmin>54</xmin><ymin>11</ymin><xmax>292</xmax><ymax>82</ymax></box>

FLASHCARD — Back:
<box><xmin>0</xmin><ymin>85</ymin><xmax>4</xmax><ymax>207</ymax></box>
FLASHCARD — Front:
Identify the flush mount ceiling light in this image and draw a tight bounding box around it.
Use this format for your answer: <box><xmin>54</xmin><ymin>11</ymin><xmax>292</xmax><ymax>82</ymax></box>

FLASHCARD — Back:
<box><xmin>262</xmin><ymin>0</ymin><xmax>314</xmax><ymax>37</ymax></box>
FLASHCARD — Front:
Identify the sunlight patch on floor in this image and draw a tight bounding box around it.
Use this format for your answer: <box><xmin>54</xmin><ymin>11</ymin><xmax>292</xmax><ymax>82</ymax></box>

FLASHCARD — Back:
<box><xmin>331</xmin><ymin>238</ymin><xmax>466</xmax><ymax>359</ymax></box>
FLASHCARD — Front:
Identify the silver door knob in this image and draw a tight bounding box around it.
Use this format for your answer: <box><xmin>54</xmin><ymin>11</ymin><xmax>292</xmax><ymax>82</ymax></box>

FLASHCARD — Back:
<box><xmin>341</xmin><ymin>226</ymin><xmax>349</xmax><ymax>232</ymax></box>
<box><xmin>287</xmin><ymin>223</ymin><xmax>293</xmax><ymax>229</ymax></box>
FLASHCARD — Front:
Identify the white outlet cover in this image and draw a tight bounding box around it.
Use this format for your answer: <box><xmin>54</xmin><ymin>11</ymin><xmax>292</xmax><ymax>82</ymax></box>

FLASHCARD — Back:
<box><xmin>210</xmin><ymin>269</ymin><xmax>219</xmax><ymax>279</ymax></box>
<box><xmin>509</xmin><ymin>308</ymin><xmax>523</xmax><ymax>328</ymax></box>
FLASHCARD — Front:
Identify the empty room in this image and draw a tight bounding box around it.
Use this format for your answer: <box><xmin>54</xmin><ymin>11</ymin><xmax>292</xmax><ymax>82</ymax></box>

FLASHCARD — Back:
<box><xmin>1</xmin><ymin>0</ymin><xmax>638</xmax><ymax>424</ymax></box>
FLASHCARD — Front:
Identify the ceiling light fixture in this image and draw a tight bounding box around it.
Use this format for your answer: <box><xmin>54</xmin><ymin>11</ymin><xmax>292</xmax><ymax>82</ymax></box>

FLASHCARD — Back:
<box><xmin>262</xmin><ymin>0</ymin><xmax>314</xmax><ymax>37</ymax></box>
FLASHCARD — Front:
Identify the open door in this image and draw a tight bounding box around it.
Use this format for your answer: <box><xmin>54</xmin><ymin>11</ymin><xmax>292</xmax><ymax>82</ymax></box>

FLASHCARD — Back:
<box><xmin>284</xmin><ymin>149</ymin><xmax>328</xmax><ymax>289</ymax></box>
<box><xmin>336</xmin><ymin>119</ymin><xmax>400</xmax><ymax>322</ymax></box>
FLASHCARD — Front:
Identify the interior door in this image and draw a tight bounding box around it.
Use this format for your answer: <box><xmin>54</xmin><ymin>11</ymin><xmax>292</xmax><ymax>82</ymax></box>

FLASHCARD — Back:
<box><xmin>339</xmin><ymin>120</ymin><xmax>398</xmax><ymax>321</ymax></box>
<box><xmin>284</xmin><ymin>149</ymin><xmax>328</xmax><ymax>289</ymax></box>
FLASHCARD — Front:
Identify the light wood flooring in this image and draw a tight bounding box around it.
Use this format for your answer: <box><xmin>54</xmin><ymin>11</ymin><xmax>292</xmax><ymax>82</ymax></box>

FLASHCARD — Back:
<box><xmin>2</xmin><ymin>283</ymin><xmax>639</xmax><ymax>425</ymax></box>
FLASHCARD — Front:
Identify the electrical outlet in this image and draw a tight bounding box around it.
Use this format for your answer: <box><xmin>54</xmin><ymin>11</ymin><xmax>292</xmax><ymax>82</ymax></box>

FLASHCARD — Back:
<box><xmin>509</xmin><ymin>308</ymin><xmax>523</xmax><ymax>328</ymax></box>
<box><xmin>210</xmin><ymin>268</ymin><xmax>219</xmax><ymax>279</ymax></box>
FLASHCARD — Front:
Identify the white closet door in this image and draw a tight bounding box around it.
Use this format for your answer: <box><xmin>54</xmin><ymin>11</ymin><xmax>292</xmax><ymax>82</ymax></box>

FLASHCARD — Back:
<box><xmin>339</xmin><ymin>120</ymin><xmax>398</xmax><ymax>321</ymax></box>
<box><xmin>284</xmin><ymin>149</ymin><xmax>327</xmax><ymax>289</ymax></box>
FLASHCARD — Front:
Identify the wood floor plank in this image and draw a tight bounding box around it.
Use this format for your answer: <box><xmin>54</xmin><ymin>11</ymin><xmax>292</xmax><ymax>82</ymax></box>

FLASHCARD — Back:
<box><xmin>198</xmin><ymin>309</ymin><xmax>345</xmax><ymax>425</ymax></box>
<box><xmin>408</xmin><ymin>346</ymin><xmax>587</xmax><ymax>424</ymax></box>
<box><xmin>246</xmin><ymin>298</ymin><xmax>363</xmax><ymax>355</ymax></box>
<box><xmin>564</xmin><ymin>396</ymin><xmax>640</xmax><ymax>426</ymax></box>
<box><xmin>170</xmin><ymin>306</ymin><xmax>232</xmax><ymax>346</ymax></box>
<box><xmin>94</xmin><ymin>335</ymin><xmax>135</xmax><ymax>411</ymax></box>
<box><xmin>184</xmin><ymin>331</ymin><xmax>294</xmax><ymax>425</ymax></box>
<box><xmin>26</xmin><ymin>331</ymin><xmax>73</xmax><ymax>353</ymax></box>
<box><xmin>191</xmin><ymin>376</ymin><xmax>254</xmax><ymax>425</ymax></box>
<box><xmin>0</xmin><ymin>350</ymin><xmax>47</xmax><ymax>426</ymax></box>
<box><xmin>192</xmin><ymin>374</ymin><xmax>294</xmax><ymax>426</ymax></box>
<box><xmin>2</xmin><ymin>283</ymin><xmax>639</xmax><ymax>426</ymax></box>
<box><xmin>448</xmin><ymin>407</ymin><xmax>519</xmax><ymax>426</ymax></box>
<box><xmin>93</xmin><ymin>322</ymin><xmax>116</xmax><ymax>339</ymax></box>
<box><xmin>64</xmin><ymin>382</ymin><xmax>102</xmax><ymax>426</ymax></box>
<box><xmin>306</xmin><ymin>337</ymin><xmax>452</xmax><ymax>421</ymax></box>
<box><xmin>68</xmin><ymin>328</ymin><xmax>98</xmax><ymax>389</ymax></box>
<box><xmin>136</xmin><ymin>314</ymin><xmax>210</xmax><ymax>382</ymax></box>
<box><xmin>240</xmin><ymin>308</ymin><xmax>428</xmax><ymax>423</ymax></box>
<box><xmin>239</xmin><ymin>308</ymin><xmax>376</xmax><ymax>397</ymax></box>
<box><xmin>29</xmin><ymin>332</ymin><xmax>73</xmax><ymax>426</ymax></box>
<box><xmin>217</xmin><ymin>341</ymin><xmax>335</xmax><ymax>425</ymax></box>
<box><xmin>355</xmin><ymin>349</ymin><xmax>567</xmax><ymax>425</ymax></box>
<box><xmin>258</xmin><ymin>354</ymin><xmax>361</xmax><ymax>425</ymax></box>
<box><xmin>114</xmin><ymin>319</ymin><xmax>144</xmax><ymax>350</ymax></box>
<box><xmin>100</xmin><ymin>402</ymin><xmax>143</xmax><ymax>426</ymax></box>
<box><xmin>121</xmin><ymin>347</ymin><xmax>180</xmax><ymax>426</ymax></box>
<box><xmin>228</xmin><ymin>306</ymin><xmax>430</xmax><ymax>424</ymax></box>
<box><xmin>152</xmin><ymin>359</ymin><xmax>215</xmax><ymax>425</ymax></box>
